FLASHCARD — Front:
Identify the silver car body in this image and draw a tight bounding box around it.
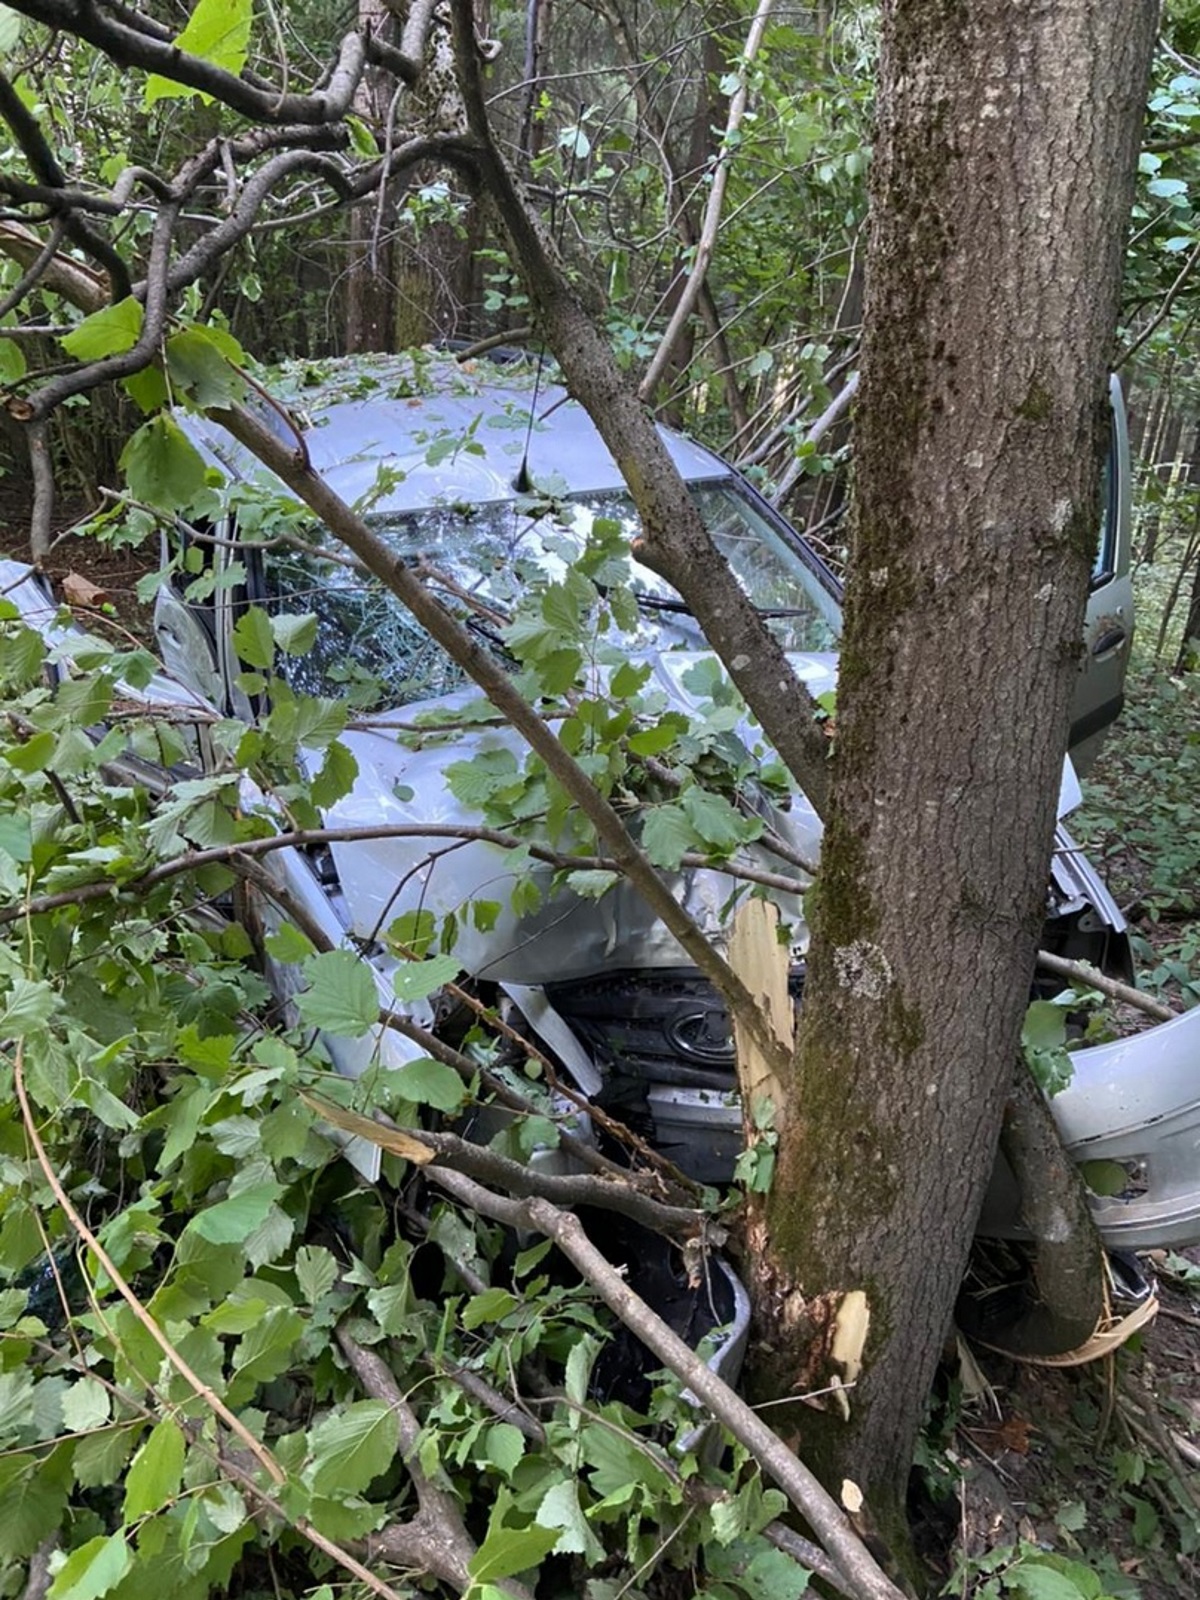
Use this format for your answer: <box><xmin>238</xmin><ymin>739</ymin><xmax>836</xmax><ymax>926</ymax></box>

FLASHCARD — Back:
<box><xmin>1</xmin><ymin>359</ymin><xmax>1191</xmax><ymax>1248</ymax></box>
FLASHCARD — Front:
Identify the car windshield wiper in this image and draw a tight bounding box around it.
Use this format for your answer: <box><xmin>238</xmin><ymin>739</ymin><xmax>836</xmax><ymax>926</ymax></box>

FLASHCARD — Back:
<box><xmin>635</xmin><ymin>592</ymin><xmax>814</xmax><ymax>622</ymax></box>
<box><xmin>634</xmin><ymin>592</ymin><xmax>695</xmax><ymax>615</ymax></box>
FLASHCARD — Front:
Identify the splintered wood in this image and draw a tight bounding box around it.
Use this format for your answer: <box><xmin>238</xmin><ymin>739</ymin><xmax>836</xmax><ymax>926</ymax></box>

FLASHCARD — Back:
<box><xmin>728</xmin><ymin>898</ymin><xmax>793</xmax><ymax>1130</ymax></box>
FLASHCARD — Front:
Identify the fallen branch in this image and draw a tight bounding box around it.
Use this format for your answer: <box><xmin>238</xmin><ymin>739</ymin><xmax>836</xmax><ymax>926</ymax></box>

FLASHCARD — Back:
<box><xmin>304</xmin><ymin>1099</ymin><xmax>711</xmax><ymax>1238</ymax></box>
<box><xmin>426</xmin><ymin>1168</ymin><xmax>908</xmax><ymax>1600</ymax></box>
<box><xmin>12</xmin><ymin>1042</ymin><xmax>285</xmax><ymax>1485</ymax></box>
<box><xmin>1035</xmin><ymin>949</ymin><xmax>1177</xmax><ymax>1023</ymax></box>
<box><xmin>340</xmin><ymin>1330</ymin><xmax>532</xmax><ymax>1599</ymax></box>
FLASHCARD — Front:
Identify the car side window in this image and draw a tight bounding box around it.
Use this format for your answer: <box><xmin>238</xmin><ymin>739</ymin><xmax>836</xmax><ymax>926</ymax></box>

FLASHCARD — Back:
<box><xmin>1092</xmin><ymin>426</ymin><xmax>1118</xmax><ymax>586</ymax></box>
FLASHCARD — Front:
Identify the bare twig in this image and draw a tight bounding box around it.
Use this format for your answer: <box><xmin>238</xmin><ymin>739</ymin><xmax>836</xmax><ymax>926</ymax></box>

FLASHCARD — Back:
<box><xmin>12</xmin><ymin>1042</ymin><xmax>285</xmax><ymax>1486</ymax></box>
<box><xmin>637</xmin><ymin>0</ymin><xmax>776</xmax><ymax>403</ymax></box>
<box><xmin>26</xmin><ymin>420</ymin><xmax>54</xmax><ymax>561</ymax></box>
<box><xmin>1035</xmin><ymin>949</ymin><xmax>1178</xmax><ymax>1023</ymax></box>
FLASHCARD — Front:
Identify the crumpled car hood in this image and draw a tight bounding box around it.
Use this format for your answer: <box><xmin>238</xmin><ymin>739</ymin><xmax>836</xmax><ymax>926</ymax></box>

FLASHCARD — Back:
<box><xmin>320</xmin><ymin>647</ymin><xmax>1091</xmax><ymax>984</ymax></box>
<box><xmin>322</xmin><ymin>649</ymin><xmax>833</xmax><ymax>980</ymax></box>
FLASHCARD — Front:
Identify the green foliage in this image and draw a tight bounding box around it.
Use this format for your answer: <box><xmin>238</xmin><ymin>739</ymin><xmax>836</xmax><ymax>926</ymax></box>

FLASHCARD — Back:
<box><xmin>1021</xmin><ymin>999</ymin><xmax>1076</xmax><ymax>1098</ymax></box>
<box><xmin>145</xmin><ymin>0</ymin><xmax>254</xmax><ymax>105</ymax></box>
<box><xmin>1074</xmin><ymin>643</ymin><xmax>1200</xmax><ymax>1011</ymax></box>
<box><xmin>0</xmin><ymin>589</ymin><xmax>813</xmax><ymax>1600</ymax></box>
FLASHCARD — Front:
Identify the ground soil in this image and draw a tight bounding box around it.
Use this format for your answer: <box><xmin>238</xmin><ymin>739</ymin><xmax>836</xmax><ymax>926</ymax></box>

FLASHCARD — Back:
<box><xmin>938</xmin><ymin>1259</ymin><xmax>1200</xmax><ymax>1597</ymax></box>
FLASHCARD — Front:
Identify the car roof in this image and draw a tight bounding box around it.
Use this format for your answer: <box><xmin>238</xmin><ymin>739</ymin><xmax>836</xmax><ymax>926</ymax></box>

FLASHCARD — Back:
<box><xmin>183</xmin><ymin>350</ymin><xmax>730</xmax><ymax>514</ymax></box>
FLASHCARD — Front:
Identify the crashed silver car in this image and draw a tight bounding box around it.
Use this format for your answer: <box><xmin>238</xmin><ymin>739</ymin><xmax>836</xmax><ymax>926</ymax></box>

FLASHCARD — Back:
<box><xmin>6</xmin><ymin>353</ymin><xmax>1199</xmax><ymax>1257</ymax></box>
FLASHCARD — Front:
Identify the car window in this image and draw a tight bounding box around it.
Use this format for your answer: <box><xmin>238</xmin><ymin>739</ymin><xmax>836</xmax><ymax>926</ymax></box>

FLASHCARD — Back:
<box><xmin>1092</xmin><ymin>441</ymin><xmax>1116</xmax><ymax>585</ymax></box>
<box><xmin>259</xmin><ymin>482</ymin><xmax>842</xmax><ymax>708</ymax></box>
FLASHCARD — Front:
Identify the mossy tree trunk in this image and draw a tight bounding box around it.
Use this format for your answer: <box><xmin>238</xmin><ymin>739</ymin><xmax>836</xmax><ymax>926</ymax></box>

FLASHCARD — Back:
<box><xmin>748</xmin><ymin>0</ymin><xmax>1157</xmax><ymax>1514</ymax></box>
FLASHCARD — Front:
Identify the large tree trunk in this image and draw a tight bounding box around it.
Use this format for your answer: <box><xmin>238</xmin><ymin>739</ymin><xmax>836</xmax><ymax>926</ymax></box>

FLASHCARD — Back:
<box><xmin>750</xmin><ymin>0</ymin><xmax>1157</xmax><ymax>1520</ymax></box>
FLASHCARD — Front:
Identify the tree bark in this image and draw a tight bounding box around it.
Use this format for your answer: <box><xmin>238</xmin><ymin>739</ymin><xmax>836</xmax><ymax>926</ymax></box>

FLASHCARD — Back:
<box><xmin>345</xmin><ymin>0</ymin><xmax>398</xmax><ymax>352</ymax></box>
<box><xmin>751</xmin><ymin>0</ymin><xmax>1157</xmax><ymax>1519</ymax></box>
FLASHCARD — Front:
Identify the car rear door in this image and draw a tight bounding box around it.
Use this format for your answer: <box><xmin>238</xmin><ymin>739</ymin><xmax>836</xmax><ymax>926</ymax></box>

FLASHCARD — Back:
<box><xmin>1069</xmin><ymin>375</ymin><xmax>1134</xmax><ymax>775</ymax></box>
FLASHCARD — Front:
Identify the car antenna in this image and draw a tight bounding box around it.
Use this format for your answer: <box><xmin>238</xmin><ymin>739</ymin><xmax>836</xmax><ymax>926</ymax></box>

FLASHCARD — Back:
<box><xmin>513</xmin><ymin>106</ymin><xmax>585</xmax><ymax>495</ymax></box>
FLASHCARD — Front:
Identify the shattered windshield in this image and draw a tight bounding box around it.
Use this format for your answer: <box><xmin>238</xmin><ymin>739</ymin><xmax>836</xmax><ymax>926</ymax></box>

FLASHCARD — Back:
<box><xmin>261</xmin><ymin>482</ymin><xmax>842</xmax><ymax>707</ymax></box>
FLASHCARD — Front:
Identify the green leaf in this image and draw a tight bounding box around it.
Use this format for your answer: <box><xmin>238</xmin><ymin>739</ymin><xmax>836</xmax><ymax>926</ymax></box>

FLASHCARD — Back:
<box><xmin>468</xmin><ymin>1522</ymin><xmax>561</xmax><ymax>1585</ymax></box>
<box><xmin>47</xmin><ymin>1532</ymin><xmax>131</xmax><ymax>1600</ymax></box>
<box><xmin>392</xmin><ymin>953</ymin><xmax>461</xmax><ymax>1003</ymax></box>
<box><xmin>0</xmin><ymin>6</ymin><xmax>23</xmax><ymax>56</ymax></box>
<box><xmin>295</xmin><ymin>1244</ymin><xmax>339</xmax><ymax>1304</ymax></box>
<box><xmin>0</xmin><ymin>1452</ymin><xmax>71</xmax><ymax>1560</ymax></box>
<box><xmin>271</xmin><ymin>611</ymin><xmax>318</xmax><ymax>656</ymax></box>
<box><xmin>565</xmin><ymin>869</ymin><xmax>619</xmax><ymax>900</ymax></box>
<box><xmin>72</xmin><ymin>1427</ymin><xmax>136</xmax><ymax>1491</ymax></box>
<box><xmin>308</xmin><ymin>1400</ymin><xmax>399</xmax><ymax>1497</ymax></box>
<box><xmin>120</xmin><ymin>415</ymin><xmax>207</xmax><ymax>512</ymax></box>
<box><xmin>346</xmin><ymin>114</ymin><xmax>378</xmax><ymax>156</ymax></box>
<box><xmin>1022</xmin><ymin>999</ymin><xmax>1075</xmax><ymax>1097</ymax></box>
<box><xmin>386</xmin><ymin>909</ymin><xmax>436</xmax><ymax>958</ymax></box>
<box><xmin>387</xmin><ymin>1057</ymin><xmax>465</xmax><ymax>1113</ymax></box>
<box><xmin>707</xmin><ymin>1542</ymin><xmax>810</xmax><ymax>1600</ymax></box>
<box><xmin>682</xmin><ymin>787</ymin><xmax>756</xmax><ymax>851</ymax></box>
<box><xmin>0</xmin><ymin>813</ymin><xmax>32</xmax><ymax>863</ymax></box>
<box><xmin>145</xmin><ymin>0</ymin><xmax>254</xmax><ymax>104</ymax></box>
<box><xmin>1009</xmin><ymin>1561</ymin><xmax>1094</xmax><ymax>1600</ymax></box>
<box><xmin>231</xmin><ymin>607</ymin><xmax>275</xmax><ymax>670</ymax></box>
<box><xmin>480</xmin><ymin>1422</ymin><xmax>525</xmax><ymax>1479</ymax></box>
<box><xmin>164</xmin><ymin>327</ymin><xmax>245</xmax><ymax>408</ymax></box>
<box><xmin>123</xmin><ymin>1419</ymin><xmax>186</xmax><ymax>1520</ymax></box>
<box><xmin>536</xmin><ymin>1477</ymin><xmax>604</xmax><ymax>1561</ymax></box>
<box><xmin>462</xmin><ymin>1288</ymin><xmax>518</xmax><ymax>1330</ymax></box>
<box><xmin>444</xmin><ymin>747</ymin><xmax>519</xmax><ymax>808</ymax></box>
<box><xmin>6</xmin><ymin>729</ymin><xmax>56</xmax><ymax>772</ymax></box>
<box><xmin>230</xmin><ymin>1307</ymin><xmax>305</xmax><ymax>1393</ymax></box>
<box><xmin>641</xmin><ymin>803</ymin><xmax>695</xmax><ymax>869</ymax></box>
<box><xmin>1079</xmin><ymin>1159</ymin><xmax>1131</xmax><ymax>1198</ymax></box>
<box><xmin>610</xmin><ymin>660</ymin><xmax>651</xmax><ymax>697</ymax></box>
<box><xmin>565</xmin><ymin>1335</ymin><xmax>598</xmax><ymax>1405</ymax></box>
<box><xmin>0</xmin><ymin>978</ymin><xmax>57</xmax><ymax>1037</ymax></box>
<box><xmin>122</xmin><ymin>365</ymin><xmax>169</xmax><ymax>414</ymax></box>
<box><xmin>61</xmin><ymin>298</ymin><xmax>143</xmax><ymax>361</ymax></box>
<box><xmin>61</xmin><ymin>1378</ymin><xmax>111</xmax><ymax>1433</ymax></box>
<box><xmin>189</xmin><ymin>1182</ymin><xmax>282</xmax><ymax>1244</ymax></box>
<box><xmin>297</xmin><ymin>949</ymin><xmax>380</xmax><ymax>1037</ymax></box>
<box><xmin>626</xmin><ymin>717</ymin><xmax>688</xmax><ymax>758</ymax></box>
<box><xmin>264</xmin><ymin>922</ymin><xmax>316</xmax><ymax>964</ymax></box>
<box><xmin>0</xmin><ymin>339</ymin><xmax>26</xmax><ymax>382</ymax></box>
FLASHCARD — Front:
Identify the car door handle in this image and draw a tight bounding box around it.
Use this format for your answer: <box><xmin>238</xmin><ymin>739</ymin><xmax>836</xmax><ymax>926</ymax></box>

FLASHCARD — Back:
<box><xmin>1092</xmin><ymin>627</ymin><xmax>1128</xmax><ymax>658</ymax></box>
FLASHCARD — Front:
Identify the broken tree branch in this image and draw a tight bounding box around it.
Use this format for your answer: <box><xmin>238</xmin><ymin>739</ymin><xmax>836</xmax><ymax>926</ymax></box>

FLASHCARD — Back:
<box><xmin>427</xmin><ymin>1168</ymin><xmax>909</xmax><ymax>1600</ymax></box>
<box><xmin>337</xmin><ymin>1329</ymin><xmax>521</xmax><ymax>1595</ymax></box>
<box><xmin>1035</xmin><ymin>948</ymin><xmax>1177</xmax><ymax>1023</ymax></box>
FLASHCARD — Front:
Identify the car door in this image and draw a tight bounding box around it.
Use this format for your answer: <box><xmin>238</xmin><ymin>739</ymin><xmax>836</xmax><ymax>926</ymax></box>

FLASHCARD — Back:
<box><xmin>1069</xmin><ymin>375</ymin><xmax>1134</xmax><ymax>775</ymax></box>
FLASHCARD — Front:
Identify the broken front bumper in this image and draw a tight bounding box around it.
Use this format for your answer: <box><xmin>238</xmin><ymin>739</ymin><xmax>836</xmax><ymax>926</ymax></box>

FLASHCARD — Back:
<box><xmin>525</xmin><ymin>978</ymin><xmax>1200</xmax><ymax>1251</ymax></box>
<box><xmin>640</xmin><ymin>1007</ymin><xmax>1200</xmax><ymax>1250</ymax></box>
<box><xmin>1003</xmin><ymin>1004</ymin><xmax>1200</xmax><ymax>1250</ymax></box>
